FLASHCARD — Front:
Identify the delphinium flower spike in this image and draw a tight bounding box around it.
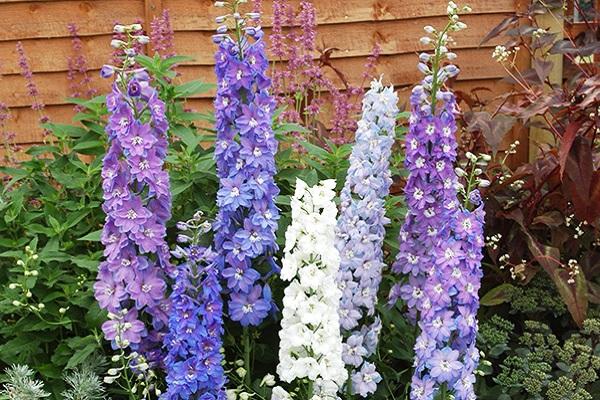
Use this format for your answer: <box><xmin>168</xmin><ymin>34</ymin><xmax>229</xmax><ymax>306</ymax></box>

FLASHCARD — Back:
<box><xmin>94</xmin><ymin>24</ymin><xmax>171</xmax><ymax>372</ymax></box>
<box><xmin>388</xmin><ymin>3</ymin><xmax>486</xmax><ymax>400</ymax></box>
<box><xmin>276</xmin><ymin>179</ymin><xmax>347</xmax><ymax>399</ymax></box>
<box><xmin>335</xmin><ymin>78</ymin><xmax>398</xmax><ymax>397</ymax></box>
<box><xmin>212</xmin><ymin>0</ymin><xmax>280</xmax><ymax>328</ymax></box>
<box><xmin>163</xmin><ymin>212</ymin><xmax>226</xmax><ymax>400</ymax></box>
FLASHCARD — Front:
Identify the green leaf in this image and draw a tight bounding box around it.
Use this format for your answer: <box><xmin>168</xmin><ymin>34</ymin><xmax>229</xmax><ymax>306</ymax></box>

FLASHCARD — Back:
<box><xmin>172</xmin><ymin>125</ymin><xmax>201</xmax><ymax>151</ymax></box>
<box><xmin>78</xmin><ymin>229</ymin><xmax>102</xmax><ymax>242</ymax></box>
<box><xmin>65</xmin><ymin>343</ymin><xmax>98</xmax><ymax>369</ymax></box>
<box><xmin>480</xmin><ymin>283</ymin><xmax>514</xmax><ymax>306</ymax></box>
<box><xmin>71</xmin><ymin>257</ymin><xmax>99</xmax><ymax>271</ymax></box>
<box><xmin>174</xmin><ymin>80</ymin><xmax>215</xmax><ymax>98</ymax></box>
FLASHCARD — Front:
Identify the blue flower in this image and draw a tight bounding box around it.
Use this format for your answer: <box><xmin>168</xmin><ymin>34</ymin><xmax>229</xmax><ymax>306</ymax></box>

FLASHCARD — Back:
<box><xmin>229</xmin><ymin>285</ymin><xmax>270</xmax><ymax>326</ymax></box>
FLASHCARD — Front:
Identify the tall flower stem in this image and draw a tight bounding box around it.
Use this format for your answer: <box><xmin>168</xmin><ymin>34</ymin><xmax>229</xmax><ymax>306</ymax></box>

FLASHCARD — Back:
<box><xmin>243</xmin><ymin>327</ymin><xmax>252</xmax><ymax>386</ymax></box>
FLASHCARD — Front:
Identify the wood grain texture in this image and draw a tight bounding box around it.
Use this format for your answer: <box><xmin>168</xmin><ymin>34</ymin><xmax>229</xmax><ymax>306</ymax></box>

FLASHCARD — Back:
<box><xmin>0</xmin><ymin>1</ymin><xmax>145</xmax><ymax>41</ymax></box>
<box><xmin>8</xmin><ymin>78</ymin><xmax>514</xmax><ymax>144</ymax></box>
<box><xmin>0</xmin><ymin>47</ymin><xmax>506</xmax><ymax>108</ymax></box>
<box><xmin>0</xmin><ymin>0</ymin><xmax>524</xmax><ymax>147</ymax></box>
<box><xmin>0</xmin><ymin>0</ymin><xmax>517</xmax><ymax>41</ymax></box>
<box><xmin>0</xmin><ymin>14</ymin><xmax>506</xmax><ymax>74</ymax></box>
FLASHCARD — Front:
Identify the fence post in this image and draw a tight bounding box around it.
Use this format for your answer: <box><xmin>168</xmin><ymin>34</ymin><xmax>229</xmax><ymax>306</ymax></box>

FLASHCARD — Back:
<box><xmin>144</xmin><ymin>0</ymin><xmax>164</xmax><ymax>53</ymax></box>
<box><xmin>528</xmin><ymin>7</ymin><xmax>565</xmax><ymax>161</ymax></box>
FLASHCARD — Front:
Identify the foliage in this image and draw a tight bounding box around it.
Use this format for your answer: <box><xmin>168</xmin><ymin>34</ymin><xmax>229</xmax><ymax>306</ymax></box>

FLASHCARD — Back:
<box><xmin>476</xmin><ymin>318</ymin><xmax>600</xmax><ymax>399</ymax></box>
<box><xmin>0</xmin><ymin>53</ymin><xmax>218</xmax><ymax>396</ymax></box>
<box><xmin>459</xmin><ymin>0</ymin><xmax>600</xmax><ymax>328</ymax></box>
<box><xmin>0</xmin><ymin>365</ymin><xmax>50</xmax><ymax>400</ymax></box>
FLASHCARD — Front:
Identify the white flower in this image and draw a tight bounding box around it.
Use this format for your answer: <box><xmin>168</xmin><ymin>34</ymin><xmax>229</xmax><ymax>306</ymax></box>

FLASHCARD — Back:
<box><xmin>278</xmin><ymin>179</ymin><xmax>347</xmax><ymax>391</ymax></box>
<box><xmin>271</xmin><ymin>386</ymin><xmax>293</xmax><ymax>400</ymax></box>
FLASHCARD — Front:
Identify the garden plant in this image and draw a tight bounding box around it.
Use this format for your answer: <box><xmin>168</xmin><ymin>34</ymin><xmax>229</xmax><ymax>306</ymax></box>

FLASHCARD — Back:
<box><xmin>0</xmin><ymin>0</ymin><xmax>599</xmax><ymax>400</ymax></box>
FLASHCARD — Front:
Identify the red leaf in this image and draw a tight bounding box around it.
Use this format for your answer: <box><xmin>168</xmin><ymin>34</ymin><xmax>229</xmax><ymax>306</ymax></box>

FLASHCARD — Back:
<box><xmin>559</xmin><ymin>120</ymin><xmax>582</xmax><ymax>178</ymax></box>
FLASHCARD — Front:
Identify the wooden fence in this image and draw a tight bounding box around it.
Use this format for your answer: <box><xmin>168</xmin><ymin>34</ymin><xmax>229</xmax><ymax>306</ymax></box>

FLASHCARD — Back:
<box><xmin>0</xmin><ymin>0</ymin><xmax>529</xmax><ymax>161</ymax></box>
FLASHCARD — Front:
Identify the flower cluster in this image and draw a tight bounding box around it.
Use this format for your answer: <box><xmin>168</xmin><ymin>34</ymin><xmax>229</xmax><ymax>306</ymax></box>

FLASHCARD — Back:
<box><xmin>95</xmin><ymin>25</ymin><xmax>171</xmax><ymax>365</ymax></box>
<box><xmin>277</xmin><ymin>179</ymin><xmax>347</xmax><ymax>397</ymax></box>
<box><xmin>335</xmin><ymin>78</ymin><xmax>398</xmax><ymax>397</ymax></box>
<box><xmin>15</xmin><ymin>41</ymin><xmax>50</xmax><ymax>136</ymax></box>
<box><xmin>150</xmin><ymin>10</ymin><xmax>175</xmax><ymax>58</ymax></box>
<box><xmin>389</xmin><ymin>5</ymin><xmax>486</xmax><ymax>400</ymax></box>
<box><xmin>163</xmin><ymin>212</ymin><xmax>226</xmax><ymax>400</ymax></box>
<box><xmin>269</xmin><ymin>0</ymin><xmax>363</xmax><ymax>145</ymax></box>
<box><xmin>212</xmin><ymin>0</ymin><xmax>280</xmax><ymax>327</ymax></box>
<box><xmin>66</xmin><ymin>23</ymin><xmax>96</xmax><ymax>108</ymax></box>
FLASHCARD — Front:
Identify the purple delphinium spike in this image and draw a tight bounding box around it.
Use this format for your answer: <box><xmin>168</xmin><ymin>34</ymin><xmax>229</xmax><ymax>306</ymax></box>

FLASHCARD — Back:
<box><xmin>95</xmin><ymin>25</ymin><xmax>172</xmax><ymax>367</ymax></box>
<box><xmin>335</xmin><ymin>78</ymin><xmax>398</xmax><ymax>397</ymax></box>
<box><xmin>163</xmin><ymin>212</ymin><xmax>226</xmax><ymax>399</ymax></box>
<box><xmin>388</xmin><ymin>8</ymin><xmax>485</xmax><ymax>400</ymax></box>
<box><xmin>212</xmin><ymin>1</ymin><xmax>280</xmax><ymax>327</ymax></box>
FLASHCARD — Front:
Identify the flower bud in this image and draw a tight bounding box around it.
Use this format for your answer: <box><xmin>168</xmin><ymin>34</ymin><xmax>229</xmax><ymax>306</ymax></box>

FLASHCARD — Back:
<box><xmin>214</xmin><ymin>1</ymin><xmax>226</xmax><ymax>7</ymax></box>
<box><xmin>110</xmin><ymin>39</ymin><xmax>126</xmax><ymax>49</ymax></box>
<box><xmin>100</xmin><ymin>65</ymin><xmax>115</xmax><ymax>78</ymax></box>
<box><xmin>260</xmin><ymin>373</ymin><xmax>276</xmax><ymax>387</ymax></box>
<box><xmin>235</xmin><ymin>367</ymin><xmax>247</xmax><ymax>378</ymax></box>
<box><xmin>423</xmin><ymin>25</ymin><xmax>435</xmax><ymax>34</ymax></box>
<box><xmin>113</xmin><ymin>24</ymin><xmax>126</xmax><ymax>33</ymax></box>
<box><xmin>130</xmin><ymin>24</ymin><xmax>143</xmax><ymax>31</ymax></box>
<box><xmin>419</xmin><ymin>36</ymin><xmax>432</xmax><ymax>45</ymax></box>
<box><xmin>136</xmin><ymin>35</ymin><xmax>150</xmax><ymax>44</ymax></box>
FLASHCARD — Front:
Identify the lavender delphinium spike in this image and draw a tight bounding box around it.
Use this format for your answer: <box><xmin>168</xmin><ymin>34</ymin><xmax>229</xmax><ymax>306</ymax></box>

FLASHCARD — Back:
<box><xmin>95</xmin><ymin>24</ymin><xmax>171</xmax><ymax>368</ymax></box>
<box><xmin>388</xmin><ymin>4</ymin><xmax>485</xmax><ymax>400</ymax></box>
<box><xmin>212</xmin><ymin>0</ymin><xmax>280</xmax><ymax>327</ymax></box>
<box><xmin>335</xmin><ymin>78</ymin><xmax>398</xmax><ymax>397</ymax></box>
<box><xmin>163</xmin><ymin>212</ymin><xmax>226</xmax><ymax>399</ymax></box>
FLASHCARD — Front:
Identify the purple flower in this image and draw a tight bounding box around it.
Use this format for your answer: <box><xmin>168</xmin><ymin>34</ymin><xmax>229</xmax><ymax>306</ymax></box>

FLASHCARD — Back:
<box><xmin>127</xmin><ymin>79</ymin><xmax>142</xmax><ymax>97</ymax></box>
<box><xmin>229</xmin><ymin>285</ymin><xmax>270</xmax><ymax>326</ymax></box>
<box><xmin>101</xmin><ymin>309</ymin><xmax>146</xmax><ymax>345</ymax></box>
<box><xmin>428</xmin><ymin>348</ymin><xmax>463</xmax><ymax>383</ymax></box>
<box><xmin>213</xmin><ymin>7</ymin><xmax>280</xmax><ymax>327</ymax></box>
<box><xmin>335</xmin><ymin>79</ymin><xmax>398</xmax><ymax>396</ymax></box>
<box><xmin>101</xmin><ymin>65</ymin><xmax>115</xmax><ymax>78</ymax></box>
<box><xmin>113</xmin><ymin>196</ymin><xmax>152</xmax><ymax>233</ymax></box>
<box><xmin>351</xmin><ymin>362</ymin><xmax>382</xmax><ymax>397</ymax></box>
<box><xmin>95</xmin><ymin>35</ymin><xmax>172</xmax><ymax>367</ymax></box>
<box><xmin>127</xmin><ymin>266</ymin><xmax>166</xmax><ymax>308</ymax></box>
<box><xmin>94</xmin><ymin>271</ymin><xmax>126</xmax><ymax>311</ymax></box>
<box><xmin>222</xmin><ymin>266</ymin><xmax>260</xmax><ymax>292</ymax></box>
<box><xmin>389</xmin><ymin>34</ymin><xmax>485</xmax><ymax>399</ymax></box>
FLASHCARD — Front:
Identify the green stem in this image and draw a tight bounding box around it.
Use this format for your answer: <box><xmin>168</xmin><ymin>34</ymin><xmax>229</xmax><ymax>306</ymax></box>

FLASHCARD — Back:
<box><xmin>346</xmin><ymin>368</ymin><xmax>353</xmax><ymax>400</ymax></box>
<box><xmin>430</xmin><ymin>24</ymin><xmax>453</xmax><ymax>113</ymax></box>
<box><xmin>243</xmin><ymin>327</ymin><xmax>252</xmax><ymax>387</ymax></box>
<box><xmin>306</xmin><ymin>380</ymin><xmax>314</xmax><ymax>399</ymax></box>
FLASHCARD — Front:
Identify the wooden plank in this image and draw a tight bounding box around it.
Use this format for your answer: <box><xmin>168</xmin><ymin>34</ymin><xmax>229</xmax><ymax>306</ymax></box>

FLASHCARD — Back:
<box><xmin>0</xmin><ymin>0</ymin><xmax>145</xmax><ymax>42</ymax></box>
<box><xmin>0</xmin><ymin>0</ymin><xmax>516</xmax><ymax>41</ymax></box>
<box><xmin>167</xmin><ymin>0</ymin><xmax>517</xmax><ymax>31</ymax></box>
<box><xmin>0</xmin><ymin>47</ymin><xmax>506</xmax><ymax>108</ymax></box>
<box><xmin>9</xmin><ymin>77</ymin><xmax>512</xmax><ymax>144</ymax></box>
<box><xmin>0</xmin><ymin>14</ymin><xmax>506</xmax><ymax>74</ymax></box>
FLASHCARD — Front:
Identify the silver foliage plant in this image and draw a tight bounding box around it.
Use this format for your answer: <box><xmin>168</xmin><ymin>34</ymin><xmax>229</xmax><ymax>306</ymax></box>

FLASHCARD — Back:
<box><xmin>0</xmin><ymin>365</ymin><xmax>50</xmax><ymax>400</ymax></box>
<box><xmin>0</xmin><ymin>364</ymin><xmax>107</xmax><ymax>400</ymax></box>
